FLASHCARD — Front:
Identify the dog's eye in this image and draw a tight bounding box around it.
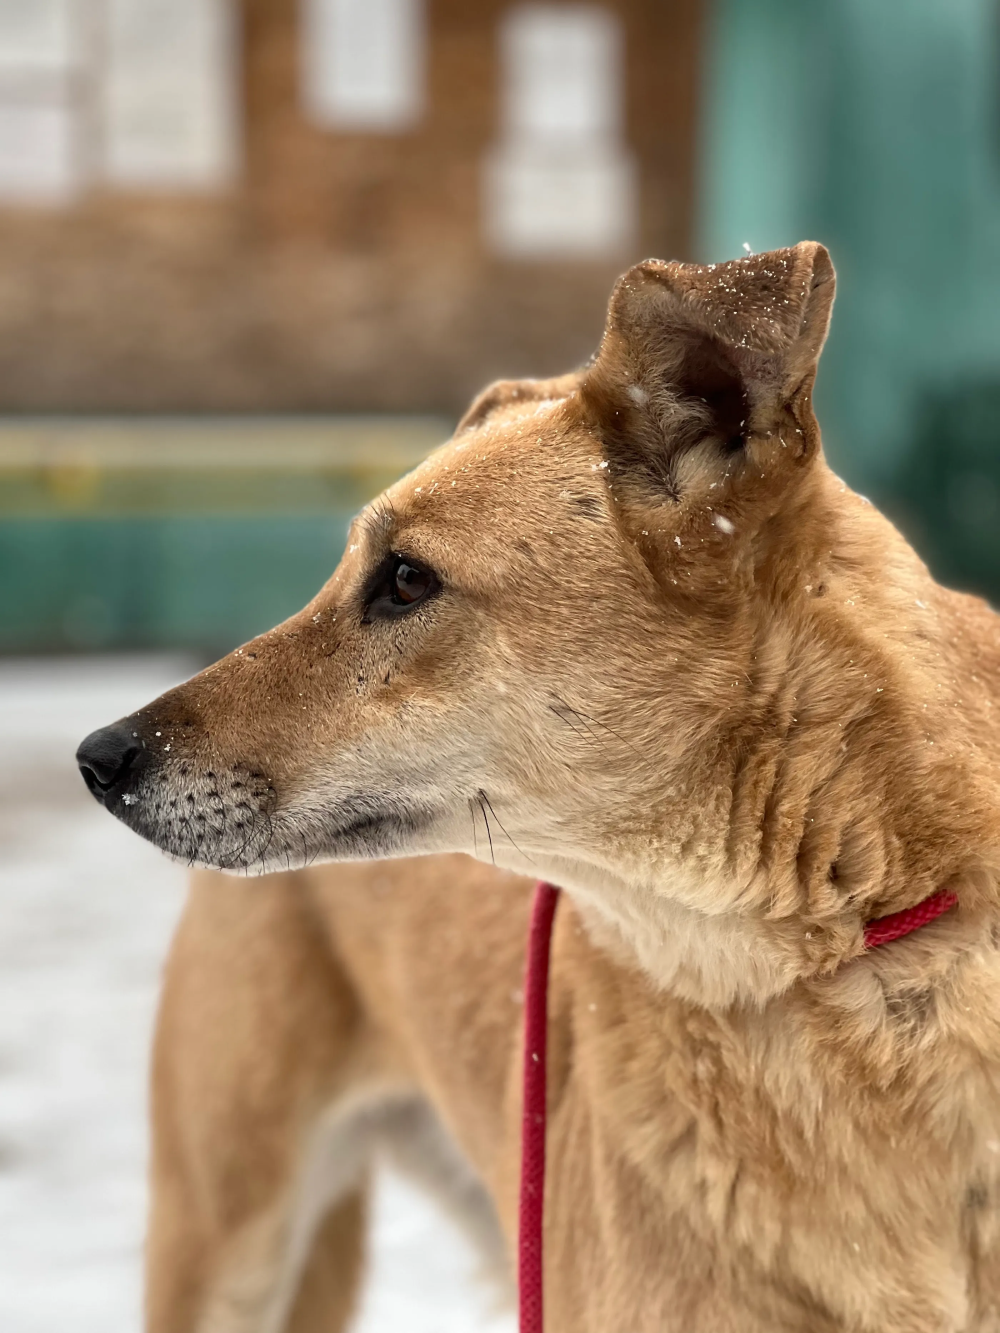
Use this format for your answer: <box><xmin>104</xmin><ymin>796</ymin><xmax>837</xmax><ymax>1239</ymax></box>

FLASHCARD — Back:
<box><xmin>393</xmin><ymin>559</ymin><xmax>432</xmax><ymax>605</ymax></box>
<box><xmin>364</xmin><ymin>554</ymin><xmax>440</xmax><ymax>620</ymax></box>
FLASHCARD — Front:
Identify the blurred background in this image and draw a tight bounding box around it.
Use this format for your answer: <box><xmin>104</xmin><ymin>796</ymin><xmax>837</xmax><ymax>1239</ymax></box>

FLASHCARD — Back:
<box><xmin>1</xmin><ymin>1</ymin><xmax>998</xmax><ymax>1330</ymax></box>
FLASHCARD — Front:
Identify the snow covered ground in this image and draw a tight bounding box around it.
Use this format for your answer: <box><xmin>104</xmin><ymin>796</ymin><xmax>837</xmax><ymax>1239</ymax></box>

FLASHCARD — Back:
<box><xmin>0</xmin><ymin>655</ymin><xmax>515</xmax><ymax>1333</ymax></box>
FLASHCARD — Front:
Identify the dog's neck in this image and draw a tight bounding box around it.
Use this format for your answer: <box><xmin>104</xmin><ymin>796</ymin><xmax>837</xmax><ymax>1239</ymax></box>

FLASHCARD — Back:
<box><xmin>537</xmin><ymin>510</ymin><xmax>1000</xmax><ymax>1008</ymax></box>
<box><xmin>557</xmin><ymin>861</ymin><xmax>1000</xmax><ymax>1145</ymax></box>
<box><xmin>537</xmin><ymin>833</ymin><xmax>990</xmax><ymax>1012</ymax></box>
<box><xmin>544</xmin><ymin>858</ymin><xmax>814</xmax><ymax>1008</ymax></box>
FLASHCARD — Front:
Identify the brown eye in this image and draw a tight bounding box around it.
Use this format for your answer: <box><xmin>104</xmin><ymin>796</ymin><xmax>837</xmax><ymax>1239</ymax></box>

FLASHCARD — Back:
<box><xmin>393</xmin><ymin>559</ymin><xmax>430</xmax><ymax>605</ymax></box>
<box><xmin>363</xmin><ymin>553</ymin><xmax>441</xmax><ymax>621</ymax></box>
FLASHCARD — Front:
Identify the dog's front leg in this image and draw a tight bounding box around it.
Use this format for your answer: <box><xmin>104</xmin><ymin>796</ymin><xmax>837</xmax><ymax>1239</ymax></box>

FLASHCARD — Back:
<box><xmin>144</xmin><ymin>868</ymin><xmax>368</xmax><ymax>1333</ymax></box>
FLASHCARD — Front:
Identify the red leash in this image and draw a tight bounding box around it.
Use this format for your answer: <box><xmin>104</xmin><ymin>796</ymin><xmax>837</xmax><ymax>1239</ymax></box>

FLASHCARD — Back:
<box><xmin>516</xmin><ymin>881</ymin><xmax>958</xmax><ymax>1333</ymax></box>
<box><xmin>518</xmin><ymin>881</ymin><xmax>560</xmax><ymax>1333</ymax></box>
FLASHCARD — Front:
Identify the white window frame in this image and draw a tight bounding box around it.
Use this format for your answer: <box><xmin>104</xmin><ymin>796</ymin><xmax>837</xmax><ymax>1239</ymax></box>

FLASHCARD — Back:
<box><xmin>300</xmin><ymin>0</ymin><xmax>424</xmax><ymax>132</ymax></box>
<box><xmin>0</xmin><ymin>0</ymin><xmax>91</xmax><ymax>201</ymax></box>
<box><xmin>484</xmin><ymin>3</ymin><xmax>637</xmax><ymax>260</ymax></box>
<box><xmin>103</xmin><ymin>0</ymin><xmax>240</xmax><ymax>190</ymax></box>
<box><xmin>0</xmin><ymin>0</ymin><xmax>239</xmax><ymax>205</ymax></box>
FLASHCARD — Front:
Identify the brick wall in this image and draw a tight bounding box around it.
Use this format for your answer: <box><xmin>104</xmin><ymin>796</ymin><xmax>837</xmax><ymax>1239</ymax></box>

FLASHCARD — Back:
<box><xmin>0</xmin><ymin>0</ymin><xmax>703</xmax><ymax>413</ymax></box>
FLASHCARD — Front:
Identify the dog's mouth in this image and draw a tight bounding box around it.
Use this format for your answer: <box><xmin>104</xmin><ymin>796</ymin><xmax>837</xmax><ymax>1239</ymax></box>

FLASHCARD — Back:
<box><xmin>283</xmin><ymin>798</ymin><xmax>438</xmax><ymax>865</ymax></box>
<box><xmin>87</xmin><ymin>761</ymin><xmax>432</xmax><ymax>875</ymax></box>
<box><xmin>97</xmin><ymin>763</ymin><xmax>279</xmax><ymax>871</ymax></box>
<box><xmin>76</xmin><ymin>717</ymin><xmax>445</xmax><ymax>870</ymax></box>
<box><xmin>119</xmin><ymin>786</ymin><xmax>432</xmax><ymax>872</ymax></box>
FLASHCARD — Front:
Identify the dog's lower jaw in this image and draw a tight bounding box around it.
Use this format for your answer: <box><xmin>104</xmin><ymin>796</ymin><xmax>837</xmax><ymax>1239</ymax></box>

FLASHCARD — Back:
<box><xmin>107</xmin><ymin>760</ymin><xmax>470</xmax><ymax>872</ymax></box>
<box><xmin>169</xmin><ymin>808</ymin><xmax>448</xmax><ymax>875</ymax></box>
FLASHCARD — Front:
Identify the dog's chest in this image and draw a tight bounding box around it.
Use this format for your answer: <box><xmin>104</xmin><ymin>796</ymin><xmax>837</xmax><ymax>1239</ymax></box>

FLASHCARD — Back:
<box><xmin>556</xmin><ymin>957</ymin><xmax>1000</xmax><ymax>1331</ymax></box>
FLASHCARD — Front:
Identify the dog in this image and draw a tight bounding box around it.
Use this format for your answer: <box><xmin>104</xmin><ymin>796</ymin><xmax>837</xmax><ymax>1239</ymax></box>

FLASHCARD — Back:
<box><xmin>77</xmin><ymin>242</ymin><xmax>1000</xmax><ymax>1332</ymax></box>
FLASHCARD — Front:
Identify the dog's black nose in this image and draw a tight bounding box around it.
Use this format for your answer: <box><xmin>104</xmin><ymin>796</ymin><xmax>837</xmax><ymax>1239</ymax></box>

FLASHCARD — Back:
<box><xmin>76</xmin><ymin>722</ymin><xmax>141</xmax><ymax>797</ymax></box>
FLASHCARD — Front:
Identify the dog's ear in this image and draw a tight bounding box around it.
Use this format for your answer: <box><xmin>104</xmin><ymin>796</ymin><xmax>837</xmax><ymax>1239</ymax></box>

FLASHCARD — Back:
<box><xmin>457</xmin><ymin>372</ymin><xmax>581</xmax><ymax>433</ymax></box>
<box><xmin>580</xmin><ymin>242</ymin><xmax>835</xmax><ymax>499</ymax></box>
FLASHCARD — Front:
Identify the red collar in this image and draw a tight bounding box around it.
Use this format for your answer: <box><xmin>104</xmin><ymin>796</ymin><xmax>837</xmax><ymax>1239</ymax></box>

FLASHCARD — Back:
<box><xmin>517</xmin><ymin>882</ymin><xmax>958</xmax><ymax>1333</ymax></box>
<box><xmin>862</xmin><ymin>887</ymin><xmax>958</xmax><ymax>948</ymax></box>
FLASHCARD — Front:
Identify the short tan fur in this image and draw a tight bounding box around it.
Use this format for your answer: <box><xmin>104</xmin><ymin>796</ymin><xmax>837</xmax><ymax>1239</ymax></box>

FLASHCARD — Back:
<box><xmin>84</xmin><ymin>244</ymin><xmax>1000</xmax><ymax>1332</ymax></box>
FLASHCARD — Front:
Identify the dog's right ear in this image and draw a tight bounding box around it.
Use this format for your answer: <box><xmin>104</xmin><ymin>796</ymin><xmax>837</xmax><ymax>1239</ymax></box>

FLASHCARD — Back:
<box><xmin>457</xmin><ymin>372</ymin><xmax>581</xmax><ymax>433</ymax></box>
<box><xmin>580</xmin><ymin>242</ymin><xmax>835</xmax><ymax>501</ymax></box>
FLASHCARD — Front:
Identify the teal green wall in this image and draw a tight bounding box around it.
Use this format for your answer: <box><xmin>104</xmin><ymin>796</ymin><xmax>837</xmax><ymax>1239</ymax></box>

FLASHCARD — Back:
<box><xmin>6</xmin><ymin>5</ymin><xmax>1000</xmax><ymax>652</ymax></box>
<box><xmin>699</xmin><ymin>0</ymin><xmax>1000</xmax><ymax>501</ymax></box>
<box><xmin>0</xmin><ymin>516</ymin><xmax>351</xmax><ymax>654</ymax></box>
<box><xmin>0</xmin><ymin>417</ymin><xmax>449</xmax><ymax>654</ymax></box>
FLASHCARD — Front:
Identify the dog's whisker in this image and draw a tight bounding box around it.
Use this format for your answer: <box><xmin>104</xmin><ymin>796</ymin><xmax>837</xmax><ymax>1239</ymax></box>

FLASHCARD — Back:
<box><xmin>478</xmin><ymin>790</ymin><xmax>535</xmax><ymax>866</ymax></box>
<box><xmin>549</xmin><ymin>701</ymin><xmax>611</xmax><ymax>758</ymax></box>
<box><xmin>220</xmin><ymin>803</ymin><xmax>259</xmax><ymax>871</ymax></box>
<box><xmin>556</xmin><ymin>697</ymin><xmax>641</xmax><ymax>757</ymax></box>
<box><xmin>470</xmin><ymin>797</ymin><xmax>479</xmax><ymax>859</ymax></box>
<box><xmin>478</xmin><ymin>795</ymin><xmax>495</xmax><ymax>866</ymax></box>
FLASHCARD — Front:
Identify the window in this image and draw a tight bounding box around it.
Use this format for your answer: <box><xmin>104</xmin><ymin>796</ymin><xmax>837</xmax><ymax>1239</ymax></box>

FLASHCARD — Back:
<box><xmin>0</xmin><ymin>0</ymin><xmax>237</xmax><ymax>204</ymax></box>
<box><xmin>104</xmin><ymin>0</ymin><xmax>238</xmax><ymax>188</ymax></box>
<box><xmin>0</xmin><ymin>0</ymin><xmax>83</xmax><ymax>201</ymax></box>
<box><xmin>301</xmin><ymin>0</ymin><xmax>424</xmax><ymax>132</ymax></box>
<box><xmin>484</xmin><ymin>4</ymin><xmax>636</xmax><ymax>258</ymax></box>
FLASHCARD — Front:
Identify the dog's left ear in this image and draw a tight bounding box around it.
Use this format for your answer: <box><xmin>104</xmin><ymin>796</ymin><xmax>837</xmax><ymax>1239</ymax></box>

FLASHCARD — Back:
<box><xmin>457</xmin><ymin>371</ymin><xmax>582</xmax><ymax>433</ymax></box>
<box><xmin>581</xmin><ymin>242</ymin><xmax>835</xmax><ymax>498</ymax></box>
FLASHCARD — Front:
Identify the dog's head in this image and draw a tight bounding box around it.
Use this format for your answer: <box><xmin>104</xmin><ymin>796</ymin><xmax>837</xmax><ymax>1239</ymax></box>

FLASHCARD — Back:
<box><xmin>78</xmin><ymin>243</ymin><xmax>994</xmax><ymax>1004</ymax></box>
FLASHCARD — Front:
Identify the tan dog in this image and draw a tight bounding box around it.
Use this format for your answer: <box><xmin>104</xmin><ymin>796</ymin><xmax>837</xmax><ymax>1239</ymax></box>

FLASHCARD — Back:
<box><xmin>78</xmin><ymin>243</ymin><xmax>1000</xmax><ymax>1333</ymax></box>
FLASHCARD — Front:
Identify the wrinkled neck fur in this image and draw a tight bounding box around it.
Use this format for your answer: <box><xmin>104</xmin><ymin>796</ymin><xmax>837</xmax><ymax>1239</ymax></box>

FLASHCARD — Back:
<box><xmin>557</xmin><ymin>600</ymin><xmax>997</xmax><ymax>1011</ymax></box>
<box><xmin>565</xmin><ymin>855</ymin><xmax>1000</xmax><ymax>1111</ymax></box>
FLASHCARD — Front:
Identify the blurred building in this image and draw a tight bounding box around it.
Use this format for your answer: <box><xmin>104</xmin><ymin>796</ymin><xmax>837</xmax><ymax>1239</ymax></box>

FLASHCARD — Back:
<box><xmin>2</xmin><ymin>0</ymin><xmax>1000</xmax><ymax>653</ymax></box>
<box><xmin>0</xmin><ymin>0</ymin><xmax>700</xmax><ymax>412</ymax></box>
<box><xmin>701</xmin><ymin>0</ymin><xmax>1000</xmax><ymax>605</ymax></box>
